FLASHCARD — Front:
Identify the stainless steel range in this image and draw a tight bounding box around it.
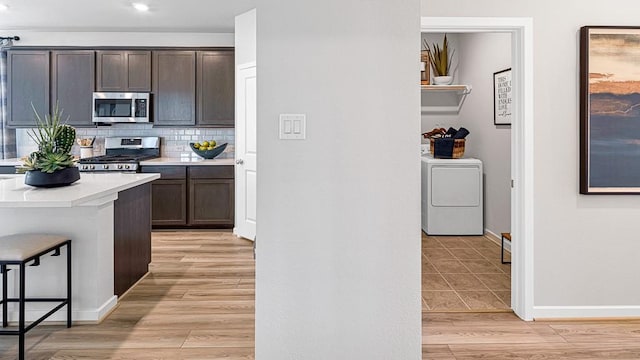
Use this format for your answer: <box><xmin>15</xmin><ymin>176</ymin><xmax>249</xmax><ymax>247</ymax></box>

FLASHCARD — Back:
<box><xmin>78</xmin><ymin>137</ymin><xmax>160</xmax><ymax>172</ymax></box>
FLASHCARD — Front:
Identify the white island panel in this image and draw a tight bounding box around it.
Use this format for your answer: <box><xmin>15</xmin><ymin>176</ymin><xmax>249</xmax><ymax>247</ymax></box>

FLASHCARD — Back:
<box><xmin>0</xmin><ymin>172</ymin><xmax>159</xmax><ymax>323</ymax></box>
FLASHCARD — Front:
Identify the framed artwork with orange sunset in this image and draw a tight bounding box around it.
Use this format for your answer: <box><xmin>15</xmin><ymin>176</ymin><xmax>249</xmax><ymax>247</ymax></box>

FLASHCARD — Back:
<box><xmin>580</xmin><ymin>26</ymin><xmax>640</xmax><ymax>194</ymax></box>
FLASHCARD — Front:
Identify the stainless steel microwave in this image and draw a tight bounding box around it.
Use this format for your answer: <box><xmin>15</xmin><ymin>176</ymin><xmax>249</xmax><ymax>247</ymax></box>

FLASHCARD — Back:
<box><xmin>92</xmin><ymin>92</ymin><xmax>150</xmax><ymax>123</ymax></box>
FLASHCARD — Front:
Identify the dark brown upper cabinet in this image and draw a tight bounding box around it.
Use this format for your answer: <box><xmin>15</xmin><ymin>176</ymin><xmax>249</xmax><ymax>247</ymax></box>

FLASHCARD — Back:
<box><xmin>51</xmin><ymin>50</ymin><xmax>96</xmax><ymax>127</ymax></box>
<box><xmin>6</xmin><ymin>50</ymin><xmax>50</xmax><ymax>127</ymax></box>
<box><xmin>152</xmin><ymin>51</ymin><xmax>196</xmax><ymax>126</ymax></box>
<box><xmin>96</xmin><ymin>51</ymin><xmax>151</xmax><ymax>92</ymax></box>
<box><xmin>197</xmin><ymin>50</ymin><xmax>235</xmax><ymax>127</ymax></box>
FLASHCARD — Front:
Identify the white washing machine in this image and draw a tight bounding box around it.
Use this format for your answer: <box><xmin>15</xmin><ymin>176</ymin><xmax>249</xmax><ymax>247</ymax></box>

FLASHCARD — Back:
<box><xmin>421</xmin><ymin>154</ymin><xmax>483</xmax><ymax>235</ymax></box>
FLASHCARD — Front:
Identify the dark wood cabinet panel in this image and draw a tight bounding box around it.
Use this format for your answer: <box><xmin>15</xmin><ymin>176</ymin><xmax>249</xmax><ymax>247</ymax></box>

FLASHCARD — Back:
<box><xmin>96</xmin><ymin>51</ymin><xmax>151</xmax><ymax>92</ymax></box>
<box><xmin>51</xmin><ymin>50</ymin><xmax>95</xmax><ymax>126</ymax></box>
<box><xmin>113</xmin><ymin>183</ymin><xmax>152</xmax><ymax>297</ymax></box>
<box><xmin>189</xmin><ymin>178</ymin><xmax>234</xmax><ymax>226</ymax></box>
<box><xmin>127</xmin><ymin>52</ymin><xmax>152</xmax><ymax>91</ymax></box>
<box><xmin>151</xmin><ymin>180</ymin><xmax>188</xmax><ymax>226</ymax></box>
<box><xmin>197</xmin><ymin>51</ymin><xmax>235</xmax><ymax>127</ymax></box>
<box><xmin>152</xmin><ymin>51</ymin><xmax>196</xmax><ymax>126</ymax></box>
<box><xmin>96</xmin><ymin>51</ymin><xmax>125</xmax><ymax>91</ymax></box>
<box><xmin>0</xmin><ymin>166</ymin><xmax>16</xmax><ymax>174</ymax></box>
<box><xmin>7</xmin><ymin>50</ymin><xmax>50</xmax><ymax>127</ymax></box>
<box><xmin>141</xmin><ymin>164</ymin><xmax>234</xmax><ymax>228</ymax></box>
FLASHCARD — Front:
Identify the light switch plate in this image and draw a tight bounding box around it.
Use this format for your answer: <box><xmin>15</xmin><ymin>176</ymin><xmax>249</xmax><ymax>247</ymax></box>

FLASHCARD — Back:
<box><xmin>279</xmin><ymin>114</ymin><xmax>306</xmax><ymax>140</ymax></box>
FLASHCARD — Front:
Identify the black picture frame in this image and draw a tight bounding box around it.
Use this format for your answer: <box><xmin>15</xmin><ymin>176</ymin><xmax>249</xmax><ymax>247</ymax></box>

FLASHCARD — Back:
<box><xmin>580</xmin><ymin>26</ymin><xmax>640</xmax><ymax>194</ymax></box>
<box><xmin>493</xmin><ymin>68</ymin><xmax>512</xmax><ymax>125</ymax></box>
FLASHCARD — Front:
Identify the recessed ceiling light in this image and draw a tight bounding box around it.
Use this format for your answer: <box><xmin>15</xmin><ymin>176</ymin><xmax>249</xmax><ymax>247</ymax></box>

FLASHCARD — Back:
<box><xmin>132</xmin><ymin>3</ymin><xmax>149</xmax><ymax>12</ymax></box>
<box><xmin>0</xmin><ymin>4</ymin><xmax>9</xmax><ymax>11</ymax></box>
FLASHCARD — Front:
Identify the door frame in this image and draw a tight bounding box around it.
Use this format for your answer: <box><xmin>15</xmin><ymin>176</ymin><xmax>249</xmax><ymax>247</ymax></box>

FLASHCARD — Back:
<box><xmin>421</xmin><ymin>17</ymin><xmax>535</xmax><ymax>320</ymax></box>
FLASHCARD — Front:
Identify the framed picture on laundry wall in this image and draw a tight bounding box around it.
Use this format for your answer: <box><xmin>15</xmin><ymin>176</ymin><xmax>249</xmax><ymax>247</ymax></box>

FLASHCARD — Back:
<box><xmin>493</xmin><ymin>68</ymin><xmax>512</xmax><ymax>125</ymax></box>
<box><xmin>580</xmin><ymin>26</ymin><xmax>640</xmax><ymax>194</ymax></box>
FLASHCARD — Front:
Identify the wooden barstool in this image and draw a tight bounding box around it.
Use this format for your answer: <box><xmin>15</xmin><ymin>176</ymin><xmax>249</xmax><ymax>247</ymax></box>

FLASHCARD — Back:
<box><xmin>0</xmin><ymin>234</ymin><xmax>72</xmax><ymax>360</ymax></box>
<box><xmin>501</xmin><ymin>232</ymin><xmax>511</xmax><ymax>264</ymax></box>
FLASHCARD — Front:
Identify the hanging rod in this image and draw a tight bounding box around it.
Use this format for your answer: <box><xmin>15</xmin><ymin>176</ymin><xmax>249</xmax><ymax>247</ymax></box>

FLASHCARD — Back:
<box><xmin>0</xmin><ymin>36</ymin><xmax>20</xmax><ymax>41</ymax></box>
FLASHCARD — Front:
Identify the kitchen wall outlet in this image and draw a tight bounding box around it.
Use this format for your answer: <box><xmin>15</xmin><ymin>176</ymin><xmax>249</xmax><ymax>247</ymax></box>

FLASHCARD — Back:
<box><xmin>279</xmin><ymin>114</ymin><xmax>306</xmax><ymax>140</ymax></box>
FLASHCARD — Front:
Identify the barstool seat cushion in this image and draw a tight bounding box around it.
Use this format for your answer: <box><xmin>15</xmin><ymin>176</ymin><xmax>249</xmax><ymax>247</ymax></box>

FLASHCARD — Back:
<box><xmin>0</xmin><ymin>234</ymin><xmax>69</xmax><ymax>261</ymax></box>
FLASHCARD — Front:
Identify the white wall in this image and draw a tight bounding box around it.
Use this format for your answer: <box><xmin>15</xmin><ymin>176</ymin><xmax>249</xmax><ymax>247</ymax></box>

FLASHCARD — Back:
<box><xmin>0</xmin><ymin>31</ymin><xmax>233</xmax><ymax>47</ymax></box>
<box><xmin>256</xmin><ymin>0</ymin><xmax>421</xmax><ymax>358</ymax></box>
<box><xmin>234</xmin><ymin>9</ymin><xmax>256</xmax><ymax>65</ymax></box>
<box><xmin>423</xmin><ymin>1</ymin><xmax>640</xmax><ymax>314</ymax></box>
<box><xmin>457</xmin><ymin>32</ymin><xmax>511</xmax><ymax>237</ymax></box>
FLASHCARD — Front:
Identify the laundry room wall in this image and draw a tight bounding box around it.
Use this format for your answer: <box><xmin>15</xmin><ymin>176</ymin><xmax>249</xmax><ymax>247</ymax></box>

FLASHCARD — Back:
<box><xmin>457</xmin><ymin>32</ymin><xmax>512</xmax><ymax>239</ymax></box>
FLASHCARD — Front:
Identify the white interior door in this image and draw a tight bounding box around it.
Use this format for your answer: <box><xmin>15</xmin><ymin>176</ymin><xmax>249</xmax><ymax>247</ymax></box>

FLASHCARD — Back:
<box><xmin>234</xmin><ymin>64</ymin><xmax>257</xmax><ymax>240</ymax></box>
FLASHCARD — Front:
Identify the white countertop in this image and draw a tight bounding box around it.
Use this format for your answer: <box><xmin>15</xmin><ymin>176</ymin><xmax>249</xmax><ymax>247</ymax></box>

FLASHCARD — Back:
<box><xmin>0</xmin><ymin>172</ymin><xmax>160</xmax><ymax>208</ymax></box>
<box><xmin>0</xmin><ymin>158</ymin><xmax>22</xmax><ymax>166</ymax></box>
<box><xmin>140</xmin><ymin>156</ymin><xmax>235</xmax><ymax>166</ymax></box>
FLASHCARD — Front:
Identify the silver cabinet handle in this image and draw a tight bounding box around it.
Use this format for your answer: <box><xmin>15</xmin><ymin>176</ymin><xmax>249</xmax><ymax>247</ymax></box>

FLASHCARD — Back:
<box><xmin>236</xmin><ymin>159</ymin><xmax>244</xmax><ymax>165</ymax></box>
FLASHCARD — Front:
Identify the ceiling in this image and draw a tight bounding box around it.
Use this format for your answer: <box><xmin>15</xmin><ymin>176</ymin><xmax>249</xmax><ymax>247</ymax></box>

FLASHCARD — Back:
<box><xmin>0</xmin><ymin>0</ymin><xmax>256</xmax><ymax>33</ymax></box>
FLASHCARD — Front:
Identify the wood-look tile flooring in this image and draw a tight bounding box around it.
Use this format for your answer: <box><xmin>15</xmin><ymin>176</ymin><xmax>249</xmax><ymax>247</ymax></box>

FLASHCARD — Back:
<box><xmin>4</xmin><ymin>230</ymin><xmax>640</xmax><ymax>359</ymax></box>
<box><xmin>422</xmin><ymin>232</ymin><xmax>511</xmax><ymax>312</ymax></box>
<box><xmin>423</xmin><ymin>312</ymin><xmax>640</xmax><ymax>359</ymax></box>
<box><xmin>0</xmin><ymin>230</ymin><xmax>255</xmax><ymax>360</ymax></box>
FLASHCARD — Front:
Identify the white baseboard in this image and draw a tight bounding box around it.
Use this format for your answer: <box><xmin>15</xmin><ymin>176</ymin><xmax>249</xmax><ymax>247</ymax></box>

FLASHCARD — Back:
<box><xmin>533</xmin><ymin>305</ymin><xmax>640</xmax><ymax>319</ymax></box>
<box><xmin>485</xmin><ymin>228</ymin><xmax>511</xmax><ymax>253</ymax></box>
<box><xmin>5</xmin><ymin>295</ymin><xmax>118</xmax><ymax>324</ymax></box>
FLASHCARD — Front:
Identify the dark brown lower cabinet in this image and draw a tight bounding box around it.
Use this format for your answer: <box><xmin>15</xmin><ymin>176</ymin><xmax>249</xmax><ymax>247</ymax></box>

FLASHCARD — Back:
<box><xmin>188</xmin><ymin>166</ymin><xmax>234</xmax><ymax>227</ymax></box>
<box><xmin>0</xmin><ymin>166</ymin><xmax>16</xmax><ymax>174</ymax></box>
<box><xmin>113</xmin><ymin>183</ymin><xmax>152</xmax><ymax>297</ymax></box>
<box><xmin>141</xmin><ymin>165</ymin><xmax>234</xmax><ymax>228</ymax></box>
<box><xmin>151</xmin><ymin>179</ymin><xmax>188</xmax><ymax>226</ymax></box>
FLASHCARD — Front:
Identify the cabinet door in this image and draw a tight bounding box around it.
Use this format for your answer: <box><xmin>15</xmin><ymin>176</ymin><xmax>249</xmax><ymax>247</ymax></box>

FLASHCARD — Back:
<box><xmin>51</xmin><ymin>50</ymin><xmax>95</xmax><ymax>126</ymax></box>
<box><xmin>96</xmin><ymin>51</ymin><xmax>126</xmax><ymax>91</ymax></box>
<box><xmin>151</xmin><ymin>180</ymin><xmax>188</xmax><ymax>226</ymax></box>
<box><xmin>97</xmin><ymin>51</ymin><xmax>151</xmax><ymax>92</ymax></box>
<box><xmin>7</xmin><ymin>50</ymin><xmax>50</xmax><ymax>127</ymax></box>
<box><xmin>197</xmin><ymin>51</ymin><xmax>235</xmax><ymax>127</ymax></box>
<box><xmin>189</xmin><ymin>178</ymin><xmax>234</xmax><ymax>226</ymax></box>
<box><xmin>126</xmin><ymin>51</ymin><xmax>152</xmax><ymax>91</ymax></box>
<box><xmin>152</xmin><ymin>51</ymin><xmax>196</xmax><ymax>126</ymax></box>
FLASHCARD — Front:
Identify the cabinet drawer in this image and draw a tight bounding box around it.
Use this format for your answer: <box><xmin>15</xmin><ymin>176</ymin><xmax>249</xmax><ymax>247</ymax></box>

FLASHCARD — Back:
<box><xmin>141</xmin><ymin>166</ymin><xmax>187</xmax><ymax>180</ymax></box>
<box><xmin>188</xmin><ymin>165</ymin><xmax>234</xmax><ymax>179</ymax></box>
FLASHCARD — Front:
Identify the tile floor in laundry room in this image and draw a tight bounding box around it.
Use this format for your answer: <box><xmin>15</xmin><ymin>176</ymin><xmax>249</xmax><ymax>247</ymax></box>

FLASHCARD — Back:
<box><xmin>422</xmin><ymin>232</ymin><xmax>512</xmax><ymax>312</ymax></box>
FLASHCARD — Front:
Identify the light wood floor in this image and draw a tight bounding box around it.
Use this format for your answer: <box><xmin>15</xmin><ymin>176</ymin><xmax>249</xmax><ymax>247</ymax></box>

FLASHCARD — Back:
<box><xmin>3</xmin><ymin>230</ymin><xmax>640</xmax><ymax>359</ymax></box>
<box><xmin>0</xmin><ymin>230</ymin><xmax>255</xmax><ymax>360</ymax></box>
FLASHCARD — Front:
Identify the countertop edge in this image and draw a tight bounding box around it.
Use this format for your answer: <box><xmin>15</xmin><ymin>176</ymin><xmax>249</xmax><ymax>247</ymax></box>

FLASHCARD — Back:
<box><xmin>0</xmin><ymin>173</ymin><xmax>160</xmax><ymax>208</ymax></box>
<box><xmin>139</xmin><ymin>158</ymin><xmax>235</xmax><ymax>166</ymax></box>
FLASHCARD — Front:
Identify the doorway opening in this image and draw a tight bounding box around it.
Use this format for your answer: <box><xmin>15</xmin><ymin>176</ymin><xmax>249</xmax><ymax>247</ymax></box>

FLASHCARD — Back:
<box><xmin>420</xmin><ymin>17</ymin><xmax>535</xmax><ymax>321</ymax></box>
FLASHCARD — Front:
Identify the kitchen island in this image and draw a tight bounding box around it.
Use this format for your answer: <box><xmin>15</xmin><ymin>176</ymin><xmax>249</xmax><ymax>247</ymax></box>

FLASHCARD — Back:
<box><xmin>0</xmin><ymin>172</ymin><xmax>160</xmax><ymax>323</ymax></box>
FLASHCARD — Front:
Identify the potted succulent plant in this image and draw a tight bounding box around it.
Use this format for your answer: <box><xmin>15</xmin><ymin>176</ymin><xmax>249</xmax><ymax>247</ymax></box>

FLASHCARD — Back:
<box><xmin>20</xmin><ymin>104</ymin><xmax>80</xmax><ymax>187</ymax></box>
<box><xmin>428</xmin><ymin>34</ymin><xmax>455</xmax><ymax>85</ymax></box>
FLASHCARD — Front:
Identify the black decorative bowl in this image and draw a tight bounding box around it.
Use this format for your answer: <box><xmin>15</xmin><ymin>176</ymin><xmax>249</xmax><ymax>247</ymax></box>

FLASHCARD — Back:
<box><xmin>189</xmin><ymin>143</ymin><xmax>228</xmax><ymax>159</ymax></box>
<box><xmin>24</xmin><ymin>167</ymin><xmax>80</xmax><ymax>188</ymax></box>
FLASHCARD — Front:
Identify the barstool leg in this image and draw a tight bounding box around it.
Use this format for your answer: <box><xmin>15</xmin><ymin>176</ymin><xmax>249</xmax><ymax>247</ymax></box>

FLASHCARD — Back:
<box><xmin>1</xmin><ymin>264</ymin><xmax>7</xmax><ymax>328</ymax></box>
<box><xmin>18</xmin><ymin>263</ymin><xmax>25</xmax><ymax>360</ymax></box>
<box><xmin>66</xmin><ymin>242</ymin><xmax>72</xmax><ymax>328</ymax></box>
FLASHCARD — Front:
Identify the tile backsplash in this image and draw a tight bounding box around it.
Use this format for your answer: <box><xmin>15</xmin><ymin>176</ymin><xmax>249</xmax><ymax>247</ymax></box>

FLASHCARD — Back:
<box><xmin>16</xmin><ymin>124</ymin><xmax>235</xmax><ymax>159</ymax></box>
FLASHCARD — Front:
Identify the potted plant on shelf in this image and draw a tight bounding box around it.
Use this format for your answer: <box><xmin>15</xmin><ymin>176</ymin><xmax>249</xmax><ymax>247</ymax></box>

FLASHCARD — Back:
<box><xmin>19</xmin><ymin>104</ymin><xmax>80</xmax><ymax>187</ymax></box>
<box><xmin>428</xmin><ymin>34</ymin><xmax>455</xmax><ymax>85</ymax></box>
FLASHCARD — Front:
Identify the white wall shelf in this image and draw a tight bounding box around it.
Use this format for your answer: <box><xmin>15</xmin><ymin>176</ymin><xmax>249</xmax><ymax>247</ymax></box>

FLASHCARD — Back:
<box><xmin>420</xmin><ymin>84</ymin><xmax>472</xmax><ymax>114</ymax></box>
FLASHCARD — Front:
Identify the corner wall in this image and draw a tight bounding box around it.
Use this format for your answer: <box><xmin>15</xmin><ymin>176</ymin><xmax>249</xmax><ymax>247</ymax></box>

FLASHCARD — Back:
<box><xmin>256</xmin><ymin>0</ymin><xmax>422</xmax><ymax>358</ymax></box>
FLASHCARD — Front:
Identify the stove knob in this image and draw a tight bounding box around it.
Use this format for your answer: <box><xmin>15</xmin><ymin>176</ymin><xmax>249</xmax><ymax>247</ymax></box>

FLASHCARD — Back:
<box><xmin>103</xmin><ymin>165</ymin><xmax>109</xmax><ymax>170</ymax></box>
<box><xmin>90</xmin><ymin>165</ymin><xmax>95</xmax><ymax>170</ymax></box>
<box><xmin>82</xmin><ymin>165</ymin><xmax>88</xmax><ymax>170</ymax></box>
<box><xmin>125</xmin><ymin>165</ymin><xmax>131</xmax><ymax>170</ymax></box>
<box><xmin>117</xmin><ymin>165</ymin><xmax>123</xmax><ymax>170</ymax></box>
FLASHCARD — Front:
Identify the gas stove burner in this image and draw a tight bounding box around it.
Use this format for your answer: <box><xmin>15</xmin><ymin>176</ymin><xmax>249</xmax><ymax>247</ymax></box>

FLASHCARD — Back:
<box><xmin>78</xmin><ymin>136</ymin><xmax>160</xmax><ymax>172</ymax></box>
